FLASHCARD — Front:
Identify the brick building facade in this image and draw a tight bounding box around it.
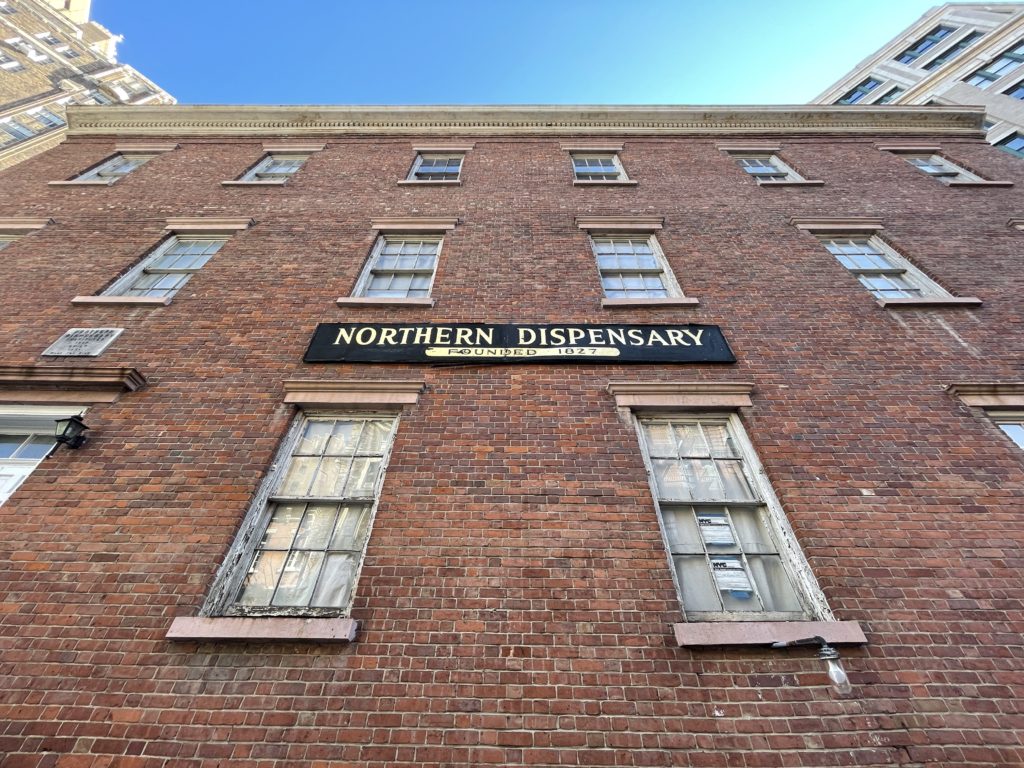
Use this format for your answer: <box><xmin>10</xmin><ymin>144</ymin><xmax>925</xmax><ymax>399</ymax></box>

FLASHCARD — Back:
<box><xmin>0</xmin><ymin>104</ymin><xmax>1022</xmax><ymax>767</ymax></box>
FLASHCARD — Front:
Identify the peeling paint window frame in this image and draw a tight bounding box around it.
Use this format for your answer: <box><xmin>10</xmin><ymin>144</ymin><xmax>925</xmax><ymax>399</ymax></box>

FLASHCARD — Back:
<box><xmin>633</xmin><ymin>412</ymin><xmax>832</xmax><ymax>623</ymax></box>
<box><xmin>816</xmin><ymin>234</ymin><xmax>952</xmax><ymax>301</ymax></box>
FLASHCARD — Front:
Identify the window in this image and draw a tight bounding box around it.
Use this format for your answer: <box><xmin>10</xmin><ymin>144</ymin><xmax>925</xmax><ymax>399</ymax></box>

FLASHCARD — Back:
<box><xmin>0</xmin><ymin>407</ymin><xmax>82</xmax><ymax>506</ymax></box>
<box><xmin>895</xmin><ymin>25</ymin><xmax>955</xmax><ymax>64</ymax></box>
<box><xmin>875</xmin><ymin>86</ymin><xmax>904</xmax><ymax>104</ymax></box>
<box><xmin>572</xmin><ymin>153</ymin><xmax>627</xmax><ymax>181</ymax></box>
<box><xmin>0</xmin><ymin>119</ymin><xmax>35</xmax><ymax>143</ymax></box>
<box><xmin>923</xmin><ymin>30</ymin><xmax>983</xmax><ymax>71</ymax></box>
<box><xmin>0</xmin><ymin>51</ymin><xmax>22</xmax><ymax>70</ymax></box>
<box><xmin>637</xmin><ymin>415</ymin><xmax>812</xmax><ymax>620</ymax></box>
<box><xmin>354</xmin><ymin>235</ymin><xmax>440</xmax><ymax>299</ymax></box>
<box><xmin>818</xmin><ymin>236</ymin><xmax>949</xmax><ymax>300</ymax></box>
<box><xmin>590</xmin><ymin>234</ymin><xmax>680</xmax><ymax>299</ymax></box>
<box><xmin>732</xmin><ymin>154</ymin><xmax>803</xmax><ymax>182</ymax></box>
<box><xmin>34</xmin><ymin>33</ymin><xmax>60</xmax><ymax>46</ymax></box>
<box><xmin>83</xmin><ymin>90</ymin><xmax>113</xmax><ymax>105</ymax></box>
<box><xmin>221</xmin><ymin>413</ymin><xmax>398</xmax><ymax>615</ymax></box>
<box><xmin>0</xmin><ymin>235</ymin><xmax>16</xmax><ymax>251</ymax></box>
<box><xmin>993</xmin><ymin>414</ymin><xmax>1024</xmax><ymax>449</ymax></box>
<box><xmin>239</xmin><ymin>153</ymin><xmax>307</xmax><ymax>182</ymax></box>
<box><xmin>1004</xmin><ymin>80</ymin><xmax>1024</xmax><ymax>100</ymax></box>
<box><xmin>0</xmin><ymin>1</ymin><xmax>15</xmax><ymax>13</ymax></box>
<box><xmin>75</xmin><ymin>153</ymin><xmax>154</xmax><ymax>182</ymax></box>
<box><xmin>901</xmin><ymin>153</ymin><xmax>980</xmax><ymax>183</ymax></box>
<box><xmin>5</xmin><ymin>37</ymin><xmax>48</xmax><ymax>62</ymax></box>
<box><xmin>966</xmin><ymin>41</ymin><xmax>1024</xmax><ymax>88</ymax></box>
<box><xmin>997</xmin><ymin>132</ymin><xmax>1024</xmax><ymax>158</ymax></box>
<box><xmin>28</xmin><ymin>107</ymin><xmax>65</xmax><ymax>129</ymax></box>
<box><xmin>407</xmin><ymin>153</ymin><xmax>462</xmax><ymax>181</ymax></box>
<box><xmin>837</xmin><ymin>77</ymin><xmax>882</xmax><ymax>104</ymax></box>
<box><xmin>106</xmin><ymin>236</ymin><xmax>226</xmax><ymax>299</ymax></box>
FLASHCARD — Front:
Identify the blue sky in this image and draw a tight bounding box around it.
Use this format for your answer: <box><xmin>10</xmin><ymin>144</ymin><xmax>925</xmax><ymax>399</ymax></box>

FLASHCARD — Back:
<box><xmin>93</xmin><ymin>0</ymin><xmax>947</xmax><ymax>105</ymax></box>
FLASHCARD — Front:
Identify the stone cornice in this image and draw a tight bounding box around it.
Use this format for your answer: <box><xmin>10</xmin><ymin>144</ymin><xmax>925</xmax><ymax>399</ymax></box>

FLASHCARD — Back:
<box><xmin>63</xmin><ymin>105</ymin><xmax>986</xmax><ymax>138</ymax></box>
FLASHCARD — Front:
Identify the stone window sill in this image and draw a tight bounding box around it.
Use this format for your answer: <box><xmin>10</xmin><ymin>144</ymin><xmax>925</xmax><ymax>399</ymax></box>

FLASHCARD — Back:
<box><xmin>72</xmin><ymin>295</ymin><xmax>170</xmax><ymax>306</ymax></box>
<box><xmin>877</xmin><ymin>296</ymin><xmax>981</xmax><ymax>308</ymax></box>
<box><xmin>946</xmin><ymin>180</ymin><xmax>1013</xmax><ymax>187</ymax></box>
<box><xmin>674</xmin><ymin>620</ymin><xmax>866</xmax><ymax>648</ymax></box>
<box><xmin>167</xmin><ymin>616</ymin><xmax>358</xmax><ymax>643</ymax></box>
<box><xmin>48</xmin><ymin>179</ymin><xmax>114</xmax><ymax>186</ymax></box>
<box><xmin>336</xmin><ymin>297</ymin><xmax>435</xmax><ymax>307</ymax></box>
<box><xmin>757</xmin><ymin>179</ymin><xmax>825</xmax><ymax>187</ymax></box>
<box><xmin>221</xmin><ymin>179</ymin><xmax>288</xmax><ymax>186</ymax></box>
<box><xmin>573</xmin><ymin>179</ymin><xmax>638</xmax><ymax>186</ymax></box>
<box><xmin>397</xmin><ymin>179</ymin><xmax>461</xmax><ymax>186</ymax></box>
<box><xmin>601</xmin><ymin>297</ymin><xmax>699</xmax><ymax>308</ymax></box>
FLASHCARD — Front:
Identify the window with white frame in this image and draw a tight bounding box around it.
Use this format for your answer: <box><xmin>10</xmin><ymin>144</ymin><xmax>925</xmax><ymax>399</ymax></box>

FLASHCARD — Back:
<box><xmin>875</xmin><ymin>86</ymin><xmax>905</xmax><ymax>104</ymax></box>
<box><xmin>27</xmin><ymin>107</ymin><xmax>64</xmax><ymax>129</ymax></box>
<box><xmin>901</xmin><ymin>153</ymin><xmax>980</xmax><ymax>183</ymax></box>
<box><xmin>895</xmin><ymin>25</ymin><xmax>955</xmax><ymax>65</ymax></box>
<box><xmin>0</xmin><ymin>50</ymin><xmax>22</xmax><ymax>70</ymax></box>
<box><xmin>818</xmin><ymin>235</ymin><xmax>950</xmax><ymax>300</ymax></box>
<box><xmin>992</xmin><ymin>413</ymin><xmax>1024</xmax><ymax>450</ymax></box>
<box><xmin>923</xmin><ymin>30</ymin><xmax>983</xmax><ymax>71</ymax></box>
<box><xmin>5</xmin><ymin>37</ymin><xmax>48</xmax><ymax>62</ymax></box>
<box><xmin>239</xmin><ymin>153</ymin><xmax>308</xmax><ymax>182</ymax></box>
<box><xmin>732</xmin><ymin>154</ymin><xmax>803</xmax><ymax>182</ymax></box>
<box><xmin>407</xmin><ymin>153</ymin><xmax>462</xmax><ymax>181</ymax></box>
<box><xmin>354</xmin><ymin>235</ymin><xmax>441</xmax><ymax>299</ymax></box>
<box><xmin>214</xmin><ymin>413</ymin><xmax>398</xmax><ymax>615</ymax></box>
<box><xmin>0</xmin><ymin>407</ymin><xmax>83</xmax><ymax>506</ymax></box>
<box><xmin>966</xmin><ymin>40</ymin><xmax>1024</xmax><ymax>88</ymax></box>
<box><xmin>106</xmin><ymin>236</ymin><xmax>227</xmax><ymax>299</ymax></box>
<box><xmin>0</xmin><ymin>118</ymin><xmax>35</xmax><ymax>143</ymax></box>
<box><xmin>837</xmin><ymin>77</ymin><xmax>883</xmax><ymax>104</ymax></box>
<box><xmin>590</xmin><ymin>234</ymin><xmax>680</xmax><ymax>299</ymax></box>
<box><xmin>637</xmin><ymin>414</ymin><xmax>814</xmax><ymax>620</ymax></box>
<box><xmin>75</xmin><ymin>153</ymin><xmax>155</xmax><ymax>182</ymax></box>
<box><xmin>571</xmin><ymin>153</ymin><xmax>627</xmax><ymax>181</ymax></box>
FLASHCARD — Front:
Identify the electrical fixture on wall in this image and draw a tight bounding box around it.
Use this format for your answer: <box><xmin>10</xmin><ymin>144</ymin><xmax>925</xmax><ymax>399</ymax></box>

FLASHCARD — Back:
<box><xmin>54</xmin><ymin>415</ymin><xmax>89</xmax><ymax>449</ymax></box>
<box><xmin>772</xmin><ymin>636</ymin><xmax>853</xmax><ymax>695</ymax></box>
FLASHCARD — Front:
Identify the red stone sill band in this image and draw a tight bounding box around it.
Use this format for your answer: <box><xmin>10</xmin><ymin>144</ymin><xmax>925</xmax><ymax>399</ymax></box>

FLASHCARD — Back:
<box><xmin>573</xmin><ymin>179</ymin><xmax>639</xmax><ymax>186</ymax></box>
<box><xmin>601</xmin><ymin>297</ymin><xmax>699</xmax><ymax>308</ymax></box>
<box><xmin>877</xmin><ymin>296</ymin><xmax>981</xmax><ymax>308</ymax></box>
<box><xmin>72</xmin><ymin>296</ymin><xmax>171</xmax><ymax>306</ymax></box>
<box><xmin>946</xmin><ymin>180</ymin><xmax>1013</xmax><ymax>187</ymax></box>
<box><xmin>757</xmin><ymin>179</ymin><xmax>825</xmax><ymax>187</ymax></box>
<box><xmin>221</xmin><ymin>179</ymin><xmax>288</xmax><ymax>186</ymax></box>
<box><xmin>336</xmin><ymin>297</ymin><xmax>436</xmax><ymax>306</ymax></box>
<box><xmin>675</xmin><ymin>620</ymin><xmax>866</xmax><ymax>648</ymax></box>
<box><xmin>166</xmin><ymin>616</ymin><xmax>359</xmax><ymax>643</ymax></box>
<box><xmin>48</xmin><ymin>179</ymin><xmax>115</xmax><ymax>186</ymax></box>
<box><xmin>397</xmin><ymin>179</ymin><xmax>462</xmax><ymax>186</ymax></box>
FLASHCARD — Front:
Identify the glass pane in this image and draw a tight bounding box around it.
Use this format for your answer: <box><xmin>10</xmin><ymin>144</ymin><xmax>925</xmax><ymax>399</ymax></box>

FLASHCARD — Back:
<box><xmin>643</xmin><ymin>423</ymin><xmax>675</xmax><ymax>457</ymax></box>
<box><xmin>712</xmin><ymin>555</ymin><xmax>760</xmax><ymax>611</ymax></box>
<box><xmin>674</xmin><ymin>555</ymin><xmax>720</xmax><ymax>612</ymax></box>
<box><xmin>16</xmin><ymin>435</ymin><xmax>54</xmax><ymax>460</ymax></box>
<box><xmin>309</xmin><ymin>456</ymin><xmax>350</xmax><ymax>497</ymax></box>
<box><xmin>689</xmin><ymin>459</ymin><xmax>725</xmax><ymax>500</ymax></box>
<box><xmin>357</xmin><ymin>420</ymin><xmax>391</xmax><ymax>454</ymax></box>
<box><xmin>696</xmin><ymin>510</ymin><xmax>736</xmax><ymax>548</ymax></box>
<box><xmin>260</xmin><ymin>504</ymin><xmax>305</xmax><ymax>548</ymax></box>
<box><xmin>310</xmin><ymin>552</ymin><xmax>358</xmax><ymax>608</ymax></box>
<box><xmin>278</xmin><ymin>457</ymin><xmax>320</xmax><ymax>496</ymax></box>
<box><xmin>345</xmin><ymin>457</ymin><xmax>381</xmax><ymax>497</ymax></box>
<box><xmin>702</xmin><ymin>424</ymin><xmax>736</xmax><ymax>457</ymax></box>
<box><xmin>296</xmin><ymin>420</ymin><xmax>334</xmax><ymax>455</ymax></box>
<box><xmin>661</xmin><ymin>507</ymin><xmax>702</xmax><ymax>552</ymax></box>
<box><xmin>999</xmin><ymin>423</ymin><xmax>1024</xmax><ymax>449</ymax></box>
<box><xmin>272</xmin><ymin>550</ymin><xmax>325</xmax><ymax>606</ymax></box>
<box><xmin>653</xmin><ymin>459</ymin><xmax>689</xmax><ymax>500</ymax></box>
<box><xmin>292</xmin><ymin>503</ymin><xmax>339</xmax><ymax>549</ymax></box>
<box><xmin>747</xmin><ymin>555</ymin><xmax>803</xmax><ymax>612</ymax></box>
<box><xmin>330</xmin><ymin>504</ymin><xmax>371</xmax><ymax>549</ymax></box>
<box><xmin>326</xmin><ymin>421</ymin><xmax>363</xmax><ymax>455</ymax></box>
<box><xmin>236</xmin><ymin>550</ymin><xmax>286</xmax><ymax>605</ymax></box>
<box><xmin>729</xmin><ymin>507</ymin><xmax>775</xmax><ymax>554</ymax></box>
<box><xmin>674</xmin><ymin>424</ymin><xmax>707</xmax><ymax>456</ymax></box>
<box><xmin>0</xmin><ymin>433</ymin><xmax>25</xmax><ymax>458</ymax></box>
<box><xmin>718</xmin><ymin>460</ymin><xmax>756</xmax><ymax>501</ymax></box>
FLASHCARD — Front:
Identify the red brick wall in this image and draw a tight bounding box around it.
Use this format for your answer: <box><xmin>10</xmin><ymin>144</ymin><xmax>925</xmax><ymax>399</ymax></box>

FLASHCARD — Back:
<box><xmin>0</xmin><ymin>130</ymin><xmax>1022</xmax><ymax>767</ymax></box>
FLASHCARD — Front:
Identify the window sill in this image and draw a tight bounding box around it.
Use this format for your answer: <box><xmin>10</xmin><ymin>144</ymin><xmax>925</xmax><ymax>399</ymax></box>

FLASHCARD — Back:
<box><xmin>877</xmin><ymin>296</ymin><xmax>982</xmax><ymax>308</ymax></box>
<box><xmin>757</xmin><ymin>179</ymin><xmax>825</xmax><ymax>187</ymax></box>
<box><xmin>601</xmin><ymin>297</ymin><xmax>700</xmax><ymax>308</ymax></box>
<box><xmin>48</xmin><ymin>179</ymin><xmax>115</xmax><ymax>186</ymax></box>
<box><xmin>946</xmin><ymin>180</ymin><xmax>1013</xmax><ymax>187</ymax></box>
<box><xmin>573</xmin><ymin>179</ymin><xmax>638</xmax><ymax>186</ymax></box>
<box><xmin>674</xmin><ymin>620</ymin><xmax>866</xmax><ymax>648</ymax></box>
<box><xmin>221</xmin><ymin>179</ymin><xmax>288</xmax><ymax>186</ymax></box>
<box><xmin>167</xmin><ymin>616</ymin><xmax>358</xmax><ymax>643</ymax></box>
<box><xmin>397</xmin><ymin>179</ymin><xmax>461</xmax><ymax>186</ymax></box>
<box><xmin>336</xmin><ymin>297</ymin><xmax>435</xmax><ymax>307</ymax></box>
<box><xmin>71</xmin><ymin>295</ymin><xmax>171</xmax><ymax>306</ymax></box>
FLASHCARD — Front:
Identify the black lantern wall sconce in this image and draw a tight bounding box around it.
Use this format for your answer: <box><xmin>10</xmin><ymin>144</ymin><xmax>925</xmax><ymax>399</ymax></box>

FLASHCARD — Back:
<box><xmin>54</xmin><ymin>415</ymin><xmax>90</xmax><ymax>449</ymax></box>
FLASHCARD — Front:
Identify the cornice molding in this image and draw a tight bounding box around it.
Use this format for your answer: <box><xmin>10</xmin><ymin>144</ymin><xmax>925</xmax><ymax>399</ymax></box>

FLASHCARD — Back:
<box><xmin>164</xmin><ymin>217</ymin><xmax>254</xmax><ymax>233</ymax></box>
<box><xmin>947</xmin><ymin>382</ymin><xmax>1024</xmax><ymax>407</ymax></box>
<box><xmin>790</xmin><ymin>217</ymin><xmax>885</xmax><ymax>232</ymax></box>
<box><xmin>577</xmin><ymin>216</ymin><xmax>664</xmax><ymax>231</ymax></box>
<box><xmin>0</xmin><ymin>217</ymin><xmax>54</xmax><ymax>232</ymax></box>
<box><xmin>607</xmin><ymin>381</ymin><xmax>755</xmax><ymax>409</ymax></box>
<box><xmin>283</xmin><ymin>379</ymin><xmax>426</xmax><ymax>407</ymax></box>
<box><xmin>63</xmin><ymin>105</ymin><xmax>986</xmax><ymax>138</ymax></box>
<box><xmin>369</xmin><ymin>217</ymin><xmax>458</xmax><ymax>231</ymax></box>
<box><xmin>0</xmin><ymin>365</ymin><xmax>146</xmax><ymax>403</ymax></box>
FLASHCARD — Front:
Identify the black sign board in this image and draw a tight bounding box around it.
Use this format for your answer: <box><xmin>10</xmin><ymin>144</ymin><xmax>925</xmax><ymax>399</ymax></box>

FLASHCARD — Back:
<box><xmin>304</xmin><ymin>323</ymin><xmax>735</xmax><ymax>364</ymax></box>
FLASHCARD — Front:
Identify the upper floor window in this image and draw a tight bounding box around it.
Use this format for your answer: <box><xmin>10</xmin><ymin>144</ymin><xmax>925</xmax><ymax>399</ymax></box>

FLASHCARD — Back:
<box><xmin>997</xmin><ymin>132</ymin><xmax>1024</xmax><ymax>158</ymax></box>
<box><xmin>572</xmin><ymin>153</ymin><xmax>628</xmax><ymax>181</ymax></box>
<box><xmin>28</xmin><ymin>107</ymin><xmax>65</xmax><ymax>129</ymax></box>
<box><xmin>1003</xmin><ymin>80</ymin><xmax>1024</xmax><ymax>100</ymax></box>
<box><xmin>407</xmin><ymin>153</ymin><xmax>462</xmax><ymax>182</ymax></box>
<box><xmin>0</xmin><ymin>118</ymin><xmax>35</xmax><ymax>142</ymax></box>
<box><xmin>239</xmin><ymin>153</ymin><xmax>307</xmax><ymax>182</ymax></box>
<box><xmin>895</xmin><ymin>25</ymin><xmax>955</xmax><ymax>64</ymax></box>
<box><xmin>732</xmin><ymin>154</ymin><xmax>803</xmax><ymax>183</ymax></box>
<box><xmin>875</xmin><ymin>86</ymin><xmax>905</xmax><ymax>104</ymax></box>
<box><xmin>818</xmin><ymin>236</ymin><xmax>949</xmax><ymax>301</ymax></box>
<box><xmin>837</xmin><ymin>77</ymin><xmax>882</xmax><ymax>104</ymax></box>
<box><xmin>355</xmin><ymin>235</ymin><xmax>441</xmax><ymax>299</ymax></box>
<box><xmin>75</xmin><ymin>153</ymin><xmax>154</xmax><ymax>182</ymax></box>
<box><xmin>5</xmin><ymin>37</ymin><xmax>48</xmax><ymax>63</ymax></box>
<box><xmin>107</xmin><ymin>236</ymin><xmax>227</xmax><ymax>300</ymax></box>
<box><xmin>901</xmin><ymin>153</ymin><xmax>981</xmax><ymax>183</ymax></box>
<box><xmin>923</xmin><ymin>30</ymin><xmax>983</xmax><ymax>71</ymax></box>
<box><xmin>966</xmin><ymin>40</ymin><xmax>1024</xmax><ymax>88</ymax></box>
<box><xmin>0</xmin><ymin>50</ymin><xmax>22</xmax><ymax>70</ymax></box>
<box><xmin>994</xmin><ymin>415</ymin><xmax>1024</xmax><ymax>450</ymax></box>
<box><xmin>590</xmin><ymin>234</ymin><xmax>680</xmax><ymax>300</ymax></box>
<box><xmin>637</xmin><ymin>415</ymin><xmax>816</xmax><ymax>620</ymax></box>
<box><xmin>1</xmin><ymin>407</ymin><xmax>82</xmax><ymax>507</ymax></box>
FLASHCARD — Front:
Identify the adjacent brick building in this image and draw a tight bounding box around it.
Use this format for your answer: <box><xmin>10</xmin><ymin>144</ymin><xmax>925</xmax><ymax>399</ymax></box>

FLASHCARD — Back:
<box><xmin>0</xmin><ymin>104</ymin><xmax>1022</xmax><ymax>767</ymax></box>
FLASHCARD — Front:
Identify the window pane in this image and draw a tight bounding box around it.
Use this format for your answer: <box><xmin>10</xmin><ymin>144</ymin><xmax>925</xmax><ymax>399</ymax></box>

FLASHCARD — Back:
<box><xmin>326</xmin><ymin>421</ymin><xmax>363</xmax><ymax>455</ymax></box>
<box><xmin>309</xmin><ymin>455</ymin><xmax>351</xmax><ymax>497</ymax></box>
<box><xmin>236</xmin><ymin>550</ymin><xmax>286</xmax><ymax>605</ymax></box>
<box><xmin>296</xmin><ymin>420</ymin><xmax>334</xmax><ymax>455</ymax></box>
<box><xmin>998</xmin><ymin>422</ymin><xmax>1024</xmax><ymax>449</ymax></box>
<box><xmin>279</xmin><ymin>456</ymin><xmax>320</xmax><ymax>496</ymax></box>
<box><xmin>260</xmin><ymin>504</ymin><xmax>304</xmax><ymax>548</ymax></box>
<box><xmin>292</xmin><ymin>503</ymin><xmax>339</xmax><ymax>549</ymax></box>
<box><xmin>643</xmin><ymin>423</ymin><xmax>675</xmax><ymax>457</ymax></box>
<box><xmin>330</xmin><ymin>504</ymin><xmax>372</xmax><ymax>550</ymax></box>
<box><xmin>272</xmin><ymin>550</ymin><xmax>325</xmax><ymax>606</ymax></box>
<box><xmin>718</xmin><ymin>460</ymin><xmax>756</xmax><ymax>501</ymax></box>
<box><xmin>661</xmin><ymin>507</ymin><xmax>703</xmax><ymax>553</ymax></box>
<box><xmin>674</xmin><ymin>423</ymin><xmax>707</xmax><ymax>456</ymax></box>
<box><xmin>747</xmin><ymin>555</ymin><xmax>804</xmax><ymax>612</ymax></box>
<box><xmin>0</xmin><ymin>433</ymin><xmax>25</xmax><ymax>459</ymax></box>
<box><xmin>729</xmin><ymin>507</ymin><xmax>775</xmax><ymax>554</ymax></box>
<box><xmin>344</xmin><ymin>457</ymin><xmax>381</xmax><ymax>497</ymax></box>
<box><xmin>712</xmin><ymin>555</ymin><xmax>760</xmax><ymax>611</ymax></box>
<box><xmin>310</xmin><ymin>553</ymin><xmax>358</xmax><ymax>608</ymax></box>
<box><xmin>674</xmin><ymin>555</ymin><xmax>720</xmax><ymax>612</ymax></box>
<box><xmin>16</xmin><ymin>435</ymin><xmax>55</xmax><ymax>460</ymax></box>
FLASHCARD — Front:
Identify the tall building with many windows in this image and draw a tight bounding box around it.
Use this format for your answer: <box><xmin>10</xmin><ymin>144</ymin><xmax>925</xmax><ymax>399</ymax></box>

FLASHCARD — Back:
<box><xmin>0</xmin><ymin>0</ymin><xmax>172</xmax><ymax>170</ymax></box>
<box><xmin>813</xmin><ymin>3</ymin><xmax>1024</xmax><ymax>157</ymax></box>
<box><xmin>0</xmin><ymin>103</ymin><xmax>1022</xmax><ymax>766</ymax></box>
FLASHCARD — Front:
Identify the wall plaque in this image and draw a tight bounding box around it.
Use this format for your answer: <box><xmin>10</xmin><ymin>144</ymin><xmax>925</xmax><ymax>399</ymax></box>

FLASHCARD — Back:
<box><xmin>42</xmin><ymin>328</ymin><xmax>124</xmax><ymax>357</ymax></box>
<box><xmin>305</xmin><ymin>323</ymin><xmax>735</xmax><ymax>364</ymax></box>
